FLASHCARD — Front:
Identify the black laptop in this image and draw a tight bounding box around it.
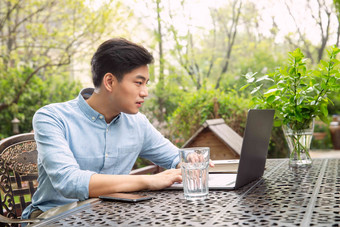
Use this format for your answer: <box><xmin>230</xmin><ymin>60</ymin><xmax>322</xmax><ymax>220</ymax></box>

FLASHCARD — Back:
<box><xmin>169</xmin><ymin>109</ymin><xmax>274</xmax><ymax>190</ymax></box>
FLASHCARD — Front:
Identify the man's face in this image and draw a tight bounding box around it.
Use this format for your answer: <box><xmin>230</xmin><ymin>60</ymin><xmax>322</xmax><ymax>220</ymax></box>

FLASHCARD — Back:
<box><xmin>110</xmin><ymin>65</ymin><xmax>149</xmax><ymax>115</ymax></box>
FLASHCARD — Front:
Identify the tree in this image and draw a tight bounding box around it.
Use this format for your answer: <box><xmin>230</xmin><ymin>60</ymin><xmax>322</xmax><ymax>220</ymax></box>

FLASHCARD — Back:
<box><xmin>166</xmin><ymin>0</ymin><xmax>207</xmax><ymax>90</ymax></box>
<box><xmin>334</xmin><ymin>0</ymin><xmax>340</xmax><ymax>46</ymax></box>
<box><xmin>213</xmin><ymin>0</ymin><xmax>242</xmax><ymax>89</ymax></box>
<box><xmin>0</xmin><ymin>0</ymin><xmax>127</xmax><ymax>138</ymax></box>
<box><xmin>162</xmin><ymin>0</ymin><xmax>245</xmax><ymax>91</ymax></box>
<box><xmin>0</xmin><ymin>67</ymin><xmax>82</xmax><ymax>138</ymax></box>
<box><xmin>154</xmin><ymin>0</ymin><xmax>166</xmax><ymax>122</ymax></box>
<box><xmin>284</xmin><ymin>0</ymin><xmax>338</xmax><ymax>63</ymax></box>
<box><xmin>0</xmin><ymin>0</ymin><xmax>117</xmax><ymax>111</ymax></box>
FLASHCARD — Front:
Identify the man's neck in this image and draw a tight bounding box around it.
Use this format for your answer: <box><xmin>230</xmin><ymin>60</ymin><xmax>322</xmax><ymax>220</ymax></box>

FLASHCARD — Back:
<box><xmin>86</xmin><ymin>90</ymin><xmax>119</xmax><ymax>123</ymax></box>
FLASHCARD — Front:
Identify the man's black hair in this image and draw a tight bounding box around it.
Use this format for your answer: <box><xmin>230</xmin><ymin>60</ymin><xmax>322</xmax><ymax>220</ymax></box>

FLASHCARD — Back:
<box><xmin>91</xmin><ymin>38</ymin><xmax>154</xmax><ymax>88</ymax></box>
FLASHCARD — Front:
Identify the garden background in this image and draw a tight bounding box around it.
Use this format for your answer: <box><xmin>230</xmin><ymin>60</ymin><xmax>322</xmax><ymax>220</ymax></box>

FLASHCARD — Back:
<box><xmin>1</xmin><ymin>0</ymin><xmax>339</xmax><ymax>166</ymax></box>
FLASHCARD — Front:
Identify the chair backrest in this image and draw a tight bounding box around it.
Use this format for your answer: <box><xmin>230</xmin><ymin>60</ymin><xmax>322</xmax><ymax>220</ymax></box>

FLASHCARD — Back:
<box><xmin>0</xmin><ymin>133</ymin><xmax>38</xmax><ymax>219</ymax></box>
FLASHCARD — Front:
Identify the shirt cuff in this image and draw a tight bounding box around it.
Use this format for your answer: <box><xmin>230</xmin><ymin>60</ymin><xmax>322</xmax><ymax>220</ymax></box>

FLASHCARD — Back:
<box><xmin>77</xmin><ymin>170</ymin><xmax>97</xmax><ymax>200</ymax></box>
<box><xmin>170</xmin><ymin>155</ymin><xmax>180</xmax><ymax>169</ymax></box>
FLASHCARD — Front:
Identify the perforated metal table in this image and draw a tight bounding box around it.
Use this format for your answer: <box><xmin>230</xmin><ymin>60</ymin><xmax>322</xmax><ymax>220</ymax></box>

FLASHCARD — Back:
<box><xmin>31</xmin><ymin>159</ymin><xmax>340</xmax><ymax>226</ymax></box>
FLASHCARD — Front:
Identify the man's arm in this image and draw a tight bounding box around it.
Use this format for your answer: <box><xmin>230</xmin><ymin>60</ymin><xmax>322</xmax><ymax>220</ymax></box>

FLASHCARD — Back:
<box><xmin>88</xmin><ymin>169</ymin><xmax>182</xmax><ymax>197</ymax></box>
<box><xmin>35</xmin><ymin>108</ymin><xmax>182</xmax><ymax>200</ymax></box>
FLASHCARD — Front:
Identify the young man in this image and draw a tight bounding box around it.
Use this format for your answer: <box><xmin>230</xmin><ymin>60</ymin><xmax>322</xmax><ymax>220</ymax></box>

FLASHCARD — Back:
<box><xmin>22</xmin><ymin>38</ymin><xmax>182</xmax><ymax>219</ymax></box>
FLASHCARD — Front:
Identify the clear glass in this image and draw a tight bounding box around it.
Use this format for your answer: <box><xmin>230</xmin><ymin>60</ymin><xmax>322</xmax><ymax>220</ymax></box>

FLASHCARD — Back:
<box><xmin>179</xmin><ymin>147</ymin><xmax>210</xmax><ymax>200</ymax></box>
<box><xmin>282</xmin><ymin>119</ymin><xmax>314</xmax><ymax>168</ymax></box>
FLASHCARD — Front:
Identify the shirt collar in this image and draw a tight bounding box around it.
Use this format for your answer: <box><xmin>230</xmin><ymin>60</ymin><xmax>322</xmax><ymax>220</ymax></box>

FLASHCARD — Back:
<box><xmin>77</xmin><ymin>88</ymin><xmax>120</xmax><ymax>123</ymax></box>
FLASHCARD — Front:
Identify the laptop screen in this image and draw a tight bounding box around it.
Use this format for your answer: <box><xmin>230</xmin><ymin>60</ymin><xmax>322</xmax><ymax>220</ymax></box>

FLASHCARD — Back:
<box><xmin>235</xmin><ymin>109</ymin><xmax>274</xmax><ymax>189</ymax></box>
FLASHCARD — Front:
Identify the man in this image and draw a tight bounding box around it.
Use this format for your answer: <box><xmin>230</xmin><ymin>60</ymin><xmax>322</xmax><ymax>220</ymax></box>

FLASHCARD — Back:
<box><xmin>22</xmin><ymin>38</ymin><xmax>182</xmax><ymax>219</ymax></box>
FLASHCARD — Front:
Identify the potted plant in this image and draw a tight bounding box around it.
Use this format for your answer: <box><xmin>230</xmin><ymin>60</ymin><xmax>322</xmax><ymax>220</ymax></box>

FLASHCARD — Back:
<box><xmin>241</xmin><ymin>46</ymin><xmax>340</xmax><ymax>167</ymax></box>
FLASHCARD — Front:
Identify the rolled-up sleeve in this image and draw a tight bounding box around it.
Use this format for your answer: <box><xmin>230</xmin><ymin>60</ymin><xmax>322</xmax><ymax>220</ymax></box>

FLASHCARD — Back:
<box><xmin>139</xmin><ymin>115</ymin><xmax>180</xmax><ymax>169</ymax></box>
<box><xmin>33</xmin><ymin>107</ymin><xmax>96</xmax><ymax>200</ymax></box>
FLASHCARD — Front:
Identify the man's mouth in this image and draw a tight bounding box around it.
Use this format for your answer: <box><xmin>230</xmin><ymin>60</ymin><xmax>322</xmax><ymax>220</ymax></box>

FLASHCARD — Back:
<box><xmin>136</xmin><ymin>101</ymin><xmax>144</xmax><ymax>107</ymax></box>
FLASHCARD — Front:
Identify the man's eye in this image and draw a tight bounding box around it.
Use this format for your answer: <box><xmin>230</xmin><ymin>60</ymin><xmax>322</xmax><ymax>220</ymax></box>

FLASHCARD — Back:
<box><xmin>136</xmin><ymin>82</ymin><xmax>142</xmax><ymax>85</ymax></box>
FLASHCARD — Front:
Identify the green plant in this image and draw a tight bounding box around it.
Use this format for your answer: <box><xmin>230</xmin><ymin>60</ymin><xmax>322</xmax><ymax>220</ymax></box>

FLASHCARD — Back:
<box><xmin>242</xmin><ymin>46</ymin><xmax>340</xmax><ymax>128</ymax></box>
<box><xmin>0</xmin><ymin>66</ymin><xmax>82</xmax><ymax>139</ymax></box>
<box><xmin>311</xmin><ymin>120</ymin><xmax>332</xmax><ymax>150</ymax></box>
<box><xmin>168</xmin><ymin>88</ymin><xmax>250</xmax><ymax>147</ymax></box>
<box><xmin>241</xmin><ymin>46</ymin><xmax>340</xmax><ymax>163</ymax></box>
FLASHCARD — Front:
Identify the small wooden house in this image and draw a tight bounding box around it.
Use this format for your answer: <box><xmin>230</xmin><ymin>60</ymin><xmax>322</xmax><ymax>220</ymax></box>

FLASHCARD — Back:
<box><xmin>182</xmin><ymin>119</ymin><xmax>242</xmax><ymax>160</ymax></box>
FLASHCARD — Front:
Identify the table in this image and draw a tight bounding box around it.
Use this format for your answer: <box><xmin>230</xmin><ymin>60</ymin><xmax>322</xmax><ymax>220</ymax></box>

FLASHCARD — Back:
<box><xmin>31</xmin><ymin>159</ymin><xmax>340</xmax><ymax>226</ymax></box>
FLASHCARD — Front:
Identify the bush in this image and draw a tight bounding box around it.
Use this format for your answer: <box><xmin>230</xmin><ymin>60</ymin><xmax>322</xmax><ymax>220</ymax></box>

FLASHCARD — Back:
<box><xmin>0</xmin><ymin>68</ymin><xmax>82</xmax><ymax>139</ymax></box>
<box><xmin>168</xmin><ymin>89</ymin><xmax>250</xmax><ymax>147</ymax></box>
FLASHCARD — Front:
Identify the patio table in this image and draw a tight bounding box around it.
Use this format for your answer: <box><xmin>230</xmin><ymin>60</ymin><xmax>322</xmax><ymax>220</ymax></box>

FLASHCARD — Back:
<box><xmin>31</xmin><ymin>159</ymin><xmax>340</xmax><ymax>226</ymax></box>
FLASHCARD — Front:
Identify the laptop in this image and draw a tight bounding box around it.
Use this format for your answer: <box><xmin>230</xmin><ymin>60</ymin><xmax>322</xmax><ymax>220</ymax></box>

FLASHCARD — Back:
<box><xmin>168</xmin><ymin>109</ymin><xmax>274</xmax><ymax>190</ymax></box>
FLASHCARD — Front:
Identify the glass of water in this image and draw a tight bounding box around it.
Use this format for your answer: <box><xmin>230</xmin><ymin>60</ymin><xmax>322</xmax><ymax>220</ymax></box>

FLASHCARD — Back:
<box><xmin>179</xmin><ymin>147</ymin><xmax>210</xmax><ymax>200</ymax></box>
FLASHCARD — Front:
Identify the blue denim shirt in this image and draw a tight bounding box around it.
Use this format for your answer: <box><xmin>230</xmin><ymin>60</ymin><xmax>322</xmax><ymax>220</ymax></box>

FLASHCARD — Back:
<box><xmin>22</xmin><ymin>88</ymin><xmax>179</xmax><ymax>219</ymax></box>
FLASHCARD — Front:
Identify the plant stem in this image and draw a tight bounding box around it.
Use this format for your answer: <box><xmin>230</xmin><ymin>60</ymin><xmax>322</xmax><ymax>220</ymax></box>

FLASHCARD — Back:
<box><xmin>313</xmin><ymin>49</ymin><xmax>334</xmax><ymax>107</ymax></box>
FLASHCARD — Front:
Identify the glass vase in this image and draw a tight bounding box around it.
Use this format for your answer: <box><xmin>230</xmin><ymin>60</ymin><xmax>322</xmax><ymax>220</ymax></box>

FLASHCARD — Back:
<box><xmin>282</xmin><ymin>119</ymin><xmax>315</xmax><ymax>168</ymax></box>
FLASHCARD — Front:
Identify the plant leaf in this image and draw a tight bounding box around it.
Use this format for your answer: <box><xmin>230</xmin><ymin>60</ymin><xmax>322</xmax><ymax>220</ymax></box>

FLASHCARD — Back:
<box><xmin>266</xmin><ymin>95</ymin><xmax>276</xmax><ymax>103</ymax></box>
<box><xmin>320</xmin><ymin>104</ymin><xmax>328</xmax><ymax>117</ymax></box>
<box><xmin>264</xmin><ymin>88</ymin><xmax>280</xmax><ymax>95</ymax></box>
<box><xmin>240</xmin><ymin>84</ymin><xmax>249</xmax><ymax>91</ymax></box>
<box><xmin>257</xmin><ymin>75</ymin><xmax>274</xmax><ymax>82</ymax></box>
<box><xmin>320</xmin><ymin>60</ymin><xmax>329</xmax><ymax>68</ymax></box>
<box><xmin>250</xmin><ymin>85</ymin><xmax>262</xmax><ymax>94</ymax></box>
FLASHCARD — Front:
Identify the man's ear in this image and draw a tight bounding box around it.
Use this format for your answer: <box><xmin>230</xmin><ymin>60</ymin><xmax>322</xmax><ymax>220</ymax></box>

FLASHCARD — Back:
<box><xmin>102</xmin><ymin>73</ymin><xmax>116</xmax><ymax>92</ymax></box>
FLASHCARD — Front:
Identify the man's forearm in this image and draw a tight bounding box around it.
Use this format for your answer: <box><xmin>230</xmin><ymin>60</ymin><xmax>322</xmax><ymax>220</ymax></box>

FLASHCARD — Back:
<box><xmin>88</xmin><ymin>174</ymin><xmax>149</xmax><ymax>197</ymax></box>
<box><xmin>88</xmin><ymin>169</ymin><xmax>182</xmax><ymax>197</ymax></box>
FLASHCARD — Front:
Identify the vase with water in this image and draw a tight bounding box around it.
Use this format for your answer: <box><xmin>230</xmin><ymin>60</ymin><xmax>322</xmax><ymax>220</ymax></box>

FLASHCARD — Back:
<box><xmin>282</xmin><ymin>119</ymin><xmax>315</xmax><ymax>168</ymax></box>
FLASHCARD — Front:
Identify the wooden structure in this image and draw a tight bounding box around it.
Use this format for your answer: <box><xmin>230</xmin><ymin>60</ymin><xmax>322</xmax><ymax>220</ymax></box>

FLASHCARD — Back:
<box><xmin>182</xmin><ymin>119</ymin><xmax>243</xmax><ymax>160</ymax></box>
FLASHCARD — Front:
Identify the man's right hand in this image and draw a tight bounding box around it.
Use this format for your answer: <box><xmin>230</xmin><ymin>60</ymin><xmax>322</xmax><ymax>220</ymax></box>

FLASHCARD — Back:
<box><xmin>146</xmin><ymin>169</ymin><xmax>182</xmax><ymax>190</ymax></box>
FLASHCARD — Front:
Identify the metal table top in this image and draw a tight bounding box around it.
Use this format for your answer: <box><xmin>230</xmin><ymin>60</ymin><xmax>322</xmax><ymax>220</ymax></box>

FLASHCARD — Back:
<box><xmin>32</xmin><ymin>159</ymin><xmax>340</xmax><ymax>226</ymax></box>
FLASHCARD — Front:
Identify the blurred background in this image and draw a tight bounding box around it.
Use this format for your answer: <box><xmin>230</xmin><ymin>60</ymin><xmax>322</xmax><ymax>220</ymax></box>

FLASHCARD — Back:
<box><xmin>1</xmin><ymin>0</ymin><xmax>339</xmax><ymax>160</ymax></box>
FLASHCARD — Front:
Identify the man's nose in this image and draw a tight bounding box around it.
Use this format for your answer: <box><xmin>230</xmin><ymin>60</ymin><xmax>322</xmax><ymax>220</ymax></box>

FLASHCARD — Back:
<box><xmin>140</xmin><ymin>86</ymin><xmax>148</xmax><ymax>97</ymax></box>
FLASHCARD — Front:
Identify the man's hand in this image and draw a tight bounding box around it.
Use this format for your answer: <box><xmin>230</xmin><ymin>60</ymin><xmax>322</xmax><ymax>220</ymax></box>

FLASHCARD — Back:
<box><xmin>209</xmin><ymin>159</ymin><xmax>215</xmax><ymax>167</ymax></box>
<box><xmin>146</xmin><ymin>169</ymin><xmax>182</xmax><ymax>190</ymax></box>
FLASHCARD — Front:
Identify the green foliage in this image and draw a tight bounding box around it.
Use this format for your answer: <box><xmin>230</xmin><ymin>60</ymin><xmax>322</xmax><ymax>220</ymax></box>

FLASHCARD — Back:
<box><xmin>241</xmin><ymin>42</ymin><xmax>286</xmax><ymax>75</ymax></box>
<box><xmin>133</xmin><ymin>158</ymin><xmax>152</xmax><ymax>169</ymax></box>
<box><xmin>0</xmin><ymin>0</ymin><xmax>122</xmax><ymax>139</ymax></box>
<box><xmin>334</xmin><ymin>0</ymin><xmax>340</xmax><ymax>19</ymax></box>
<box><xmin>168</xmin><ymin>88</ymin><xmax>250</xmax><ymax>147</ymax></box>
<box><xmin>141</xmin><ymin>71</ymin><xmax>187</xmax><ymax>124</ymax></box>
<box><xmin>219</xmin><ymin>41</ymin><xmax>288</xmax><ymax>92</ymax></box>
<box><xmin>311</xmin><ymin>121</ymin><xmax>332</xmax><ymax>150</ymax></box>
<box><xmin>328</xmin><ymin>92</ymin><xmax>340</xmax><ymax>115</ymax></box>
<box><xmin>242</xmin><ymin>46</ymin><xmax>340</xmax><ymax>131</ymax></box>
<box><xmin>0</xmin><ymin>66</ymin><xmax>81</xmax><ymax>139</ymax></box>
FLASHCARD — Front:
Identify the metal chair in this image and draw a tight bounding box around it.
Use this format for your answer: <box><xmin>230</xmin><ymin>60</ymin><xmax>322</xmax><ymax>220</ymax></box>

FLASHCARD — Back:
<box><xmin>0</xmin><ymin>133</ymin><xmax>40</xmax><ymax>226</ymax></box>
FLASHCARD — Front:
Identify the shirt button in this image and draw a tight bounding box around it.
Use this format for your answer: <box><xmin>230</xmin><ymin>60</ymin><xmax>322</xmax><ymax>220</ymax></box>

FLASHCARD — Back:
<box><xmin>105</xmin><ymin>153</ymin><xmax>108</xmax><ymax>158</ymax></box>
<box><xmin>99</xmin><ymin>116</ymin><xmax>103</xmax><ymax>119</ymax></box>
<box><xmin>106</xmin><ymin>128</ymin><xmax>109</xmax><ymax>133</ymax></box>
<box><xmin>91</xmin><ymin>116</ymin><xmax>95</xmax><ymax>120</ymax></box>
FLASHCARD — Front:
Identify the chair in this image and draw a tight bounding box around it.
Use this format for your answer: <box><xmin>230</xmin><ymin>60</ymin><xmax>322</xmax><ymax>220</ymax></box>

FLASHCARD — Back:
<box><xmin>0</xmin><ymin>133</ymin><xmax>40</xmax><ymax>226</ymax></box>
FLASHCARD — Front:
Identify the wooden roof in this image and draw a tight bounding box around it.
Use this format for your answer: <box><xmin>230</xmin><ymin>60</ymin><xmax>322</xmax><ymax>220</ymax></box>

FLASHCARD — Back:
<box><xmin>182</xmin><ymin>118</ymin><xmax>243</xmax><ymax>155</ymax></box>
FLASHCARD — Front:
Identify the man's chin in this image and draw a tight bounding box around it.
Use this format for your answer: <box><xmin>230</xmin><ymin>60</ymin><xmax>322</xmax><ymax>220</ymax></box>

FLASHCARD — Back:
<box><xmin>122</xmin><ymin>110</ymin><xmax>139</xmax><ymax>115</ymax></box>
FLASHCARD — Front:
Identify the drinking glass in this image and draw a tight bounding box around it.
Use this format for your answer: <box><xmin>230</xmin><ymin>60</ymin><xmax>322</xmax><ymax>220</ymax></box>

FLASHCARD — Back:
<box><xmin>179</xmin><ymin>147</ymin><xmax>210</xmax><ymax>200</ymax></box>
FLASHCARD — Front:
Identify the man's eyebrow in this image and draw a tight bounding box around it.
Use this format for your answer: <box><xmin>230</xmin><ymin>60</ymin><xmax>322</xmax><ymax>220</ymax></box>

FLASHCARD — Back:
<box><xmin>136</xmin><ymin>75</ymin><xmax>149</xmax><ymax>82</ymax></box>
